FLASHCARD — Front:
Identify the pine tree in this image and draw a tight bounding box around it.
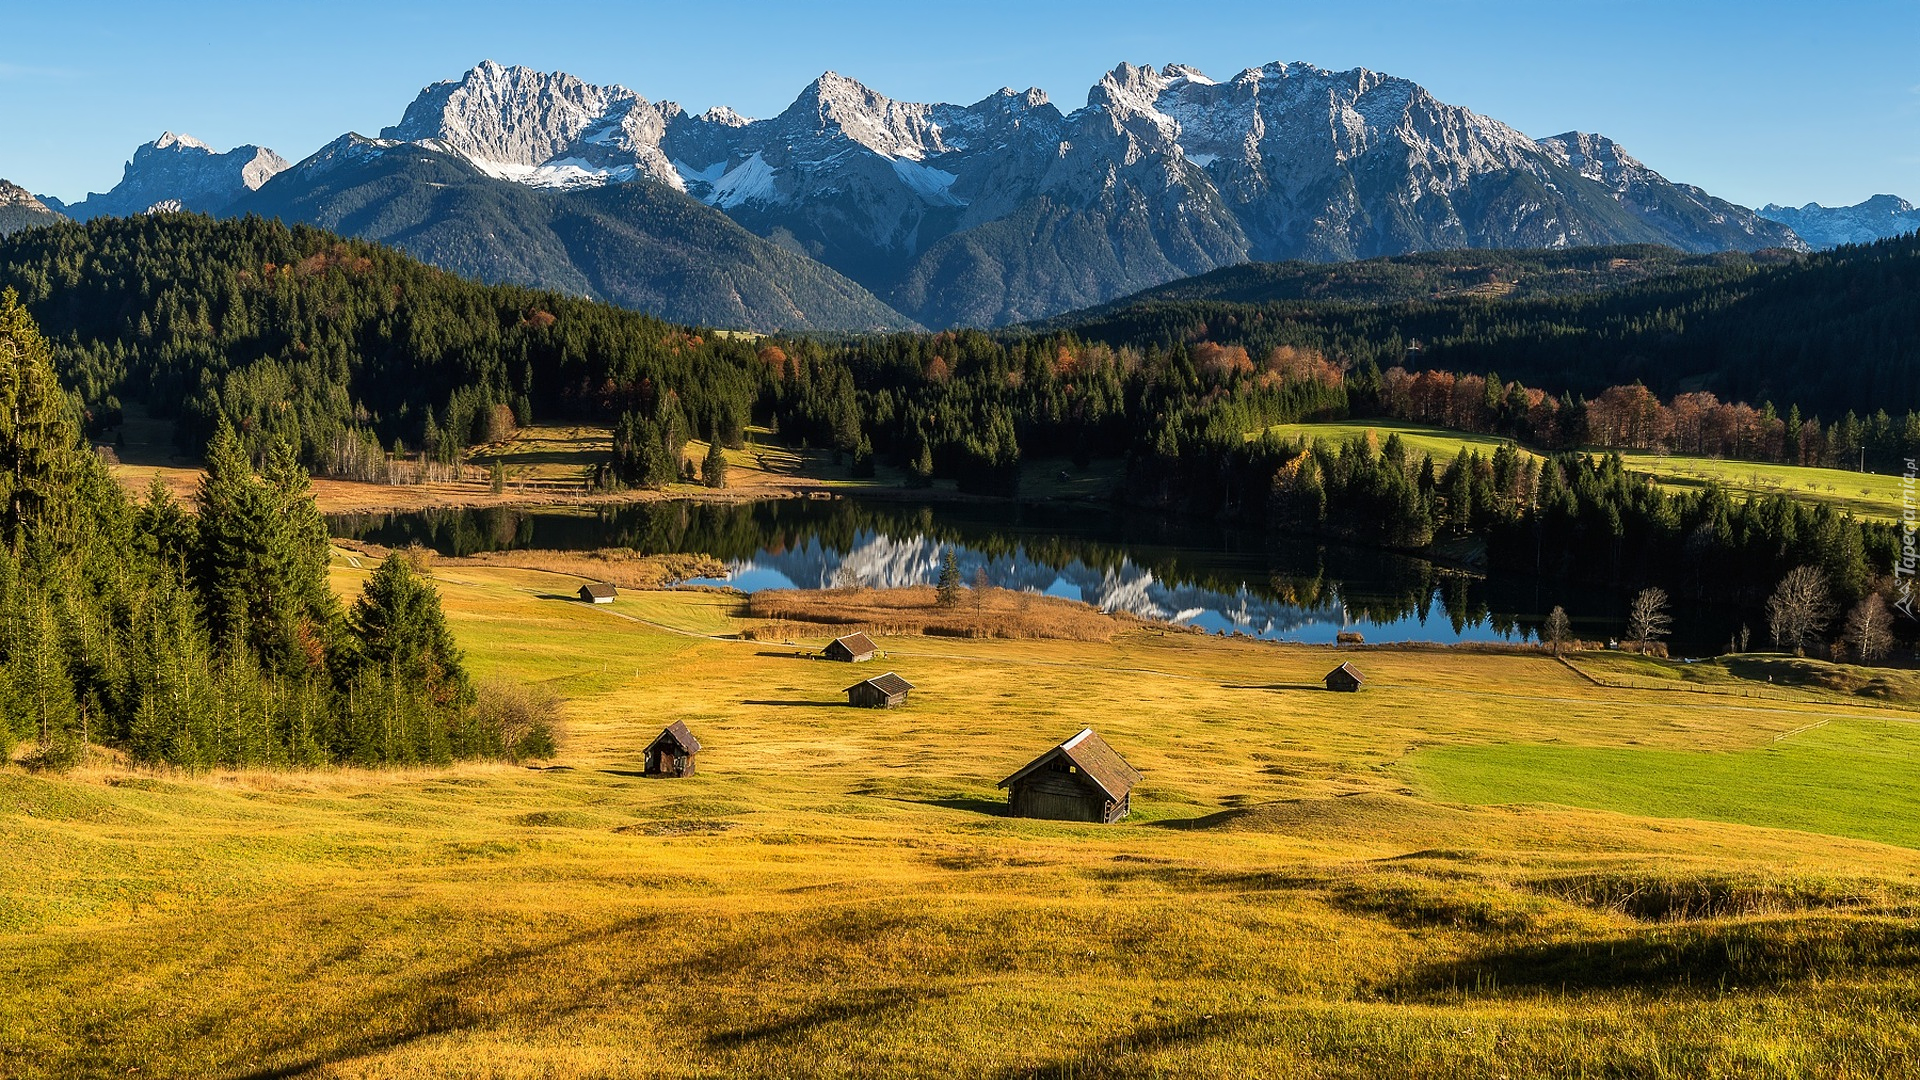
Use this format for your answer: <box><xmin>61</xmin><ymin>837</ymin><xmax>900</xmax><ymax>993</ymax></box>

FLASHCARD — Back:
<box><xmin>936</xmin><ymin>549</ymin><xmax>962</xmax><ymax>609</ymax></box>
<box><xmin>0</xmin><ymin>288</ymin><xmax>80</xmax><ymax>546</ymax></box>
<box><xmin>348</xmin><ymin>550</ymin><xmax>472</xmax><ymax>712</ymax></box>
<box><xmin>702</xmin><ymin>440</ymin><xmax>728</xmax><ymax>488</ymax></box>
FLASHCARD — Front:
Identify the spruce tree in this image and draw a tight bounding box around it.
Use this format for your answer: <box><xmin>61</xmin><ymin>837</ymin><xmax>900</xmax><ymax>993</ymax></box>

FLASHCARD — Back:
<box><xmin>936</xmin><ymin>549</ymin><xmax>962</xmax><ymax>608</ymax></box>
<box><xmin>348</xmin><ymin>550</ymin><xmax>471</xmax><ymax>711</ymax></box>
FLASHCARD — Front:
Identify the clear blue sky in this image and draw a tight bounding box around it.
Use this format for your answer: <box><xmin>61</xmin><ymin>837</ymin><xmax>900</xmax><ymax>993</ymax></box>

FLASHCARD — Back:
<box><xmin>4</xmin><ymin>0</ymin><xmax>1915</xmax><ymax>208</ymax></box>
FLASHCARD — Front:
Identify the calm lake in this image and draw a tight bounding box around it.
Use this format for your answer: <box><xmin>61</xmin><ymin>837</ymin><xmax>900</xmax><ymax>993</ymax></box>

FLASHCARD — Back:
<box><xmin>330</xmin><ymin>497</ymin><xmax>1707</xmax><ymax>651</ymax></box>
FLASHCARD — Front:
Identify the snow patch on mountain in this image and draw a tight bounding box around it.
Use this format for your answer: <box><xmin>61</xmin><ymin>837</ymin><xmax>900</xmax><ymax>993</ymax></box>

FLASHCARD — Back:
<box><xmin>890</xmin><ymin>159</ymin><xmax>963</xmax><ymax>205</ymax></box>
<box><xmin>711</xmin><ymin>151</ymin><xmax>779</xmax><ymax>208</ymax></box>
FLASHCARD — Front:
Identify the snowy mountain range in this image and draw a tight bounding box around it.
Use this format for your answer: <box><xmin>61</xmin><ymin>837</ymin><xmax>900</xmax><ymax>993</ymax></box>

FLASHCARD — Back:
<box><xmin>1757</xmin><ymin>195</ymin><xmax>1920</xmax><ymax>250</ymax></box>
<box><xmin>31</xmin><ymin>59</ymin><xmax>1868</xmax><ymax>330</ymax></box>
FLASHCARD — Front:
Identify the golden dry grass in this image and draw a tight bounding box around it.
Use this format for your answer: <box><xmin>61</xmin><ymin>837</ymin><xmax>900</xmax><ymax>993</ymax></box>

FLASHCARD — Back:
<box><xmin>436</xmin><ymin>549</ymin><xmax>728</xmax><ymax>592</ymax></box>
<box><xmin>6</xmin><ymin>553</ymin><xmax>1920</xmax><ymax>1076</ymax></box>
<box><xmin>746</xmin><ymin>585</ymin><xmax>1144</xmax><ymax>642</ymax></box>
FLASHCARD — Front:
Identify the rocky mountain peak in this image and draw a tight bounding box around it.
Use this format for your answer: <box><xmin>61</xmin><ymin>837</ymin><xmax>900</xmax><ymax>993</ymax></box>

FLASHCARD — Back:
<box><xmin>382</xmin><ymin>61</ymin><xmax>644</xmax><ymax>168</ymax></box>
<box><xmin>54</xmin><ymin>133</ymin><xmax>288</xmax><ymax>222</ymax></box>
<box><xmin>1538</xmin><ymin>131</ymin><xmax>1645</xmax><ymax>188</ymax></box>
<box><xmin>150</xmin><ymin>131</ymin><xmax>211</xmax><ymax>152</ymax></box>
<box><xmin>777</xmin><ymin>72</ymin><xmax>943</xmax><ymax>159</ymax></box>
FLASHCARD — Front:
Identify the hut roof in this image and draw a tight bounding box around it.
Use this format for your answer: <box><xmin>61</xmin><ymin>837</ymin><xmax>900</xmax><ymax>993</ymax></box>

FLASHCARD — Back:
<box><xmin>1326</xmin><ymin>661</ymin><xmax>1364</xmax><ymax>684</ymax></box>
<box><xmin>581</xmin><ymin>581</ymin><xmax>617</xmax><ymax>600</ymax></box>
<box><xmin>830</xmin><ymin>632</ymin><xmax>877</xmax><ymax>655</ymax></box>
<box><xmin>998</xmin><ymin>728</ymin><xmax>1142</xmax><ymax>802</ymax></box>
<box><xmin>651</xmin><ymin>719</ymin><xmax>701</xmax><ymax>753</ymax></box>
<box><xmin>845</xmin><ymin>672</ymin><xmax>913</xmax><ymax>696</ymax></box>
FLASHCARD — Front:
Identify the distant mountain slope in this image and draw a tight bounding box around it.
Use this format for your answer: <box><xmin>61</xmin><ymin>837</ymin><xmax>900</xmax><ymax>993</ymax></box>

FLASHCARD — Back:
<box><xmin>1052</xmin><ymin>244</ymin><xmax>1787</xmax><ymax>315</ymax></box>
<box><xmin>49</xmin><ymin>132</ymin><xmax>287</xmax><ymax>220</ymax></box>
<box><xmin>230</xmin><ymin>135</ymin><xmax>918</xmax><ymax>333</ymax></box>
<box><xmin>1758</xmin><ymin>195</ymin><xmax>1920</xmax><ymax>250</ymax></box>
<box><xmin>0</xmin><ymin>181</ymin><xmax>64</xmax><ymax>236</ymax></box>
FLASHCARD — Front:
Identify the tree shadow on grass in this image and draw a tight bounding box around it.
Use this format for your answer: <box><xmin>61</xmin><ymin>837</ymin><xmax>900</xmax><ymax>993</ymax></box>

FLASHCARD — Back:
<box><xmin>991</xmin><ymin>1012</ymin><xmax>1261</xmax><ymax>1079</ymax></box>
<box><xmin>1387</xmin><ymin>921</ymin><xmax>1920</xmax><ymax>999</ymax></box>
<box><xmin>703</xmin><ymin>986</ymin><xmax>950</xmax><ymax>1048</ymax></box>
<box><xmin>235</xmin><ymin>913</ymin><xmax>671</xmax><ymax>1079</ymax></box>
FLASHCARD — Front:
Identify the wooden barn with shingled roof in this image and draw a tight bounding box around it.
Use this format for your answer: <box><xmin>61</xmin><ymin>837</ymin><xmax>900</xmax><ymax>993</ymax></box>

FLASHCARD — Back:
<box><xmin>999</xmin><ymin>728</ymin><xmax>1142</xmax><ymax>823</ymax></box>
<box><xmin>643</xmin><ymin>721</ymin><xmax>701</xmax><ymax>777</ymax></box>
<box><xmin>845</xmin><ymin>672</ymin><xmax>913</xmax><ymax>708</ymax></box>
<box><xmin>579</xmin><ymin>582</ymin><xmax>617</xmax><ymax>604</ymax></box>
<box><xmin>824</xmin><ymin>632</ymin><xmax>877</xmax><ymax>663</ymax></box>
<box><xmin>1324</xmin><ymin>662</ymin><xmax>1364</xmax><ymax>692</ymax></box>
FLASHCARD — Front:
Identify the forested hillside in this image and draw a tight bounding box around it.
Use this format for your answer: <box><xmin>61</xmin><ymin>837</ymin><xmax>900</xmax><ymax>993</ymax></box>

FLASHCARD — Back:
<box><xmin>0</xmin><ymin>290</ymin><xmax>538</xmax><ymax>769</ymax></box>
<box><xmin>0</xmin><ymin>214</ymin><xmax>767</xmax><ymax>474</ymax></box>
<box><xmin>1057</xmin><ymin>235</ymin><xmax>1920</xmax><ymax>420</ymax></box>
<box><xmin>1057</xmin><ymin>245</ymin><xmax>1783</xmax><ymax>309</ymax></box>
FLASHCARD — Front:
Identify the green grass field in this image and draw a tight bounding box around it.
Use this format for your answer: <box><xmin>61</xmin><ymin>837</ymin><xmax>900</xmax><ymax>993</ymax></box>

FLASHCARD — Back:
<box><xmin>1406</xmin><ymin>719</ymin><xmax>1920</xmax><ymax>848</ymax></box>
<box><xmin>6</xmin><ymin>555</ymin><xmax>1920</xmax><ymax>1076</ymax></box>
<box><xmin>1263</xmin><ymin>420</ymin><xmax>1907</xmax><ymax>522</ymax></box>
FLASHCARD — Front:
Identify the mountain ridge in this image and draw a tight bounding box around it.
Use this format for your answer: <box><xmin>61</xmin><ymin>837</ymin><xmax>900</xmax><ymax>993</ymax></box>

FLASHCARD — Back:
<box><xmin>56</xmin><ymin>58</ymin><xmax>1823</xmax><ymax>329</ymax></box>
<box><xmin>1758</xmin><ymin>195</ymin><xmax>1920</xmax><ymax>250</ymax></box>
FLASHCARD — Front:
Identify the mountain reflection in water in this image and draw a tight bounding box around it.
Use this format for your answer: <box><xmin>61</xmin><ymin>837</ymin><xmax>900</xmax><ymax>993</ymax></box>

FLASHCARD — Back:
<box><xmin>327</xmin><ymin>498</ymin><xmax>1648</xmax><ymax>647</ymax></box>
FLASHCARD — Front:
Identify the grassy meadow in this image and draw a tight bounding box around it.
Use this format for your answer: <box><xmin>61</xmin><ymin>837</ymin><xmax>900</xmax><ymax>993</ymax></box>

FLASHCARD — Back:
<box><xmin>6</xmin><ymin>553</ymin><xmax>1920</xmax><ymax>1076</ymax></box>
<box><xmin>1263</xmin><ymin>420</ymin><xmax>1908</xmax><ymax>523</ymax></box>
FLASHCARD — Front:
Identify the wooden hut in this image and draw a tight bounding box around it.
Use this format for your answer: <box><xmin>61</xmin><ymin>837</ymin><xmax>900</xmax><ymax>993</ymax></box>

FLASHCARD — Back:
<box><xmin>1324</xmin><ymin>661</ymin><xmax>1364</xmax><ymax>692</ymax></box>
<box><xmin>644</xmin><ymin>721</ymin><xmax>701</xmax><ymax>777</ymax></box>
<box><xmin>999</xmin><ymin>728</ymin><xmax>1142</xmax><ymax>824</ymax></box>
<box><xmin>824</xmin><ymin>632</ymin><xmax>878</xmax><ymax>663</ymax></box>
<box><xmin>845</xmin><ymin>672</ymin><xmax>913</xmax><ymax>708</ymax></box>
<box><xmin>579</xmin><ymin>582</ymin><xmax>617</xmax><ymax>604</ymax></box>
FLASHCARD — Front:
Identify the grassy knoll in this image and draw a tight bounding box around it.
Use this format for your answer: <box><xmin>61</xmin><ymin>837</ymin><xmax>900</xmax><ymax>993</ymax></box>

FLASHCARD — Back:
<box><xmin>6</xmin><ymin>559</ymin><xmax>1920</xmax><ymax>1075</ymax></box>
<box><xmin>1264</xmin><ymin>419</ymin><xmax>1906</xmax><ymax>522</ymax></box>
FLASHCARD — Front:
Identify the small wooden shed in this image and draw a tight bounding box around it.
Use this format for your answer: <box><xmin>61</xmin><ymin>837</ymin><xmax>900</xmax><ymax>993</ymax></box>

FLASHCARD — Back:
<box><xmin>824</xmin><ymin>632</ymin><xmax>877</xmax><ymax>663</ymax></box>
<box><xmin>644</xmin><ymin>720</ymin><xmax>701</xmax><ymax>777</ymax></box>
<box><xmin>845</xmin><ymin>672</ymin><xmax>913</xmax><ymax>708</ymax></box>
<box><xmin>579</xmin><ymin>582</ymin><xmax>617</xmax><ymax>604</ymax></box>
<box><xmin>999</xmin><ymin>728</ymin><xmax>1142</xmax><ymax>824</ymax></box>
<box><xmin>1324</xmin><ymin>661</ymin><xmax>1364</xmax><ymax>692</ymax></box>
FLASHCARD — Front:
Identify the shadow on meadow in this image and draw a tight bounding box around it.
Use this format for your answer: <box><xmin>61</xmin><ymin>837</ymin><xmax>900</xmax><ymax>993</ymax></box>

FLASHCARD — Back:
<box><xmin>990</xmin><ymin>1012</ymin><xmax>1263</xmax><ymax>1080</ymax></box>
<box><xmin>702</xmin><ymin>986</ymin><xmax>951</xmax><ymax>1048</ymax></box>
<box><xmin>1389</xmin><ymin>919</ymin><xmax>1920</xmax><ymax>999</ymax></box>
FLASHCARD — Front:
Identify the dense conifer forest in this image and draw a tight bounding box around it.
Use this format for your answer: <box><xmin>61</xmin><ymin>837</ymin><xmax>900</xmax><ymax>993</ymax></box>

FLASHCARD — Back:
<box><xmin>0</xmin><ymin>288</ymin><xmax>541</xmax><ymax>769</ymax></box>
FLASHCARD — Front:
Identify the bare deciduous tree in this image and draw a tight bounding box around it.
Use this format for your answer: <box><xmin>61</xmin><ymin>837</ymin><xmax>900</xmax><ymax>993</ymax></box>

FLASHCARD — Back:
<box><xmin>1765</xmin><ymin>566</ymin><xmax>1837</xmax><ymax>656</ymax></box>
<box><xmin>830</xmin><ymin>564</ymin><xmax>865</xmax><ymax>591</ymax></box>
<box><xmin>1626</xmin><ymin>587</ymin><xmax>1671</xmax><ymax>654</ymax></box>
<box><xmin>1543</xmin><ymin>605</ymin><xmax>1572</xmax><ymax>657</ymax></box>
<box><xmin>1845</xmin><ymin>593</ymin><xmax>1894</xmax><ymax>663</ymax></box>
